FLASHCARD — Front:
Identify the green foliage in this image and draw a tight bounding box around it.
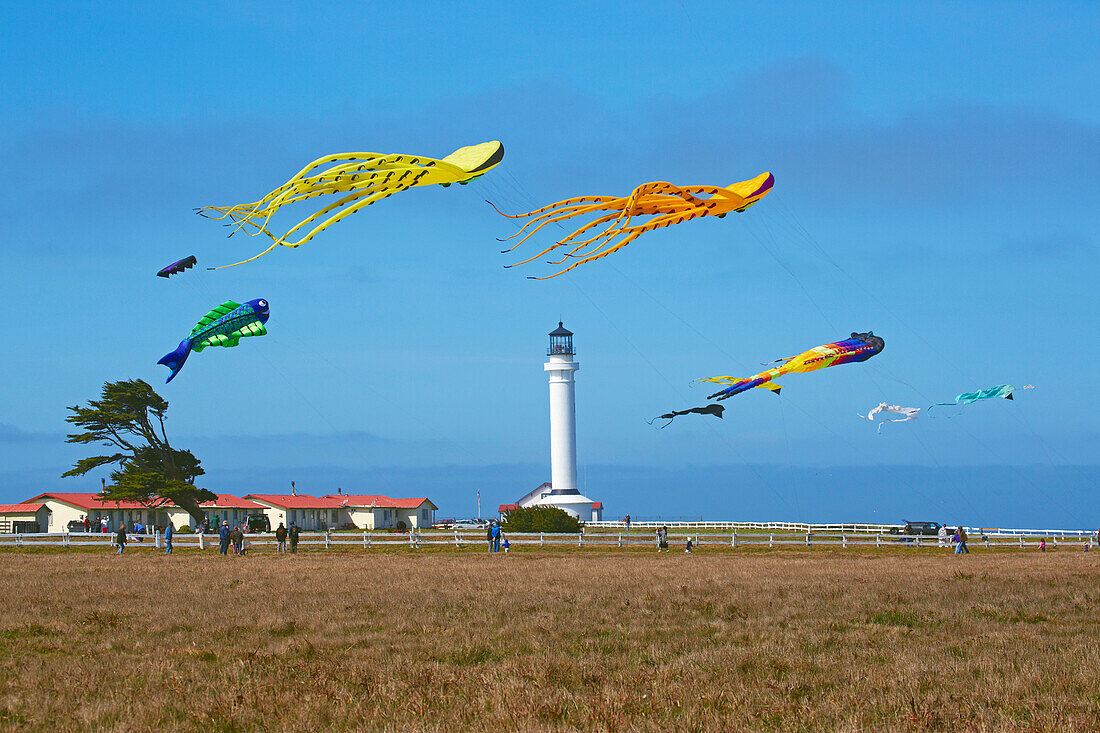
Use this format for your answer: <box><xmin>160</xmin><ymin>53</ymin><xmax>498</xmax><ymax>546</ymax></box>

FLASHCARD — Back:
<box><xmin>177</xmin><ymin>525</ymin><xmax>192</xmax><ymax>534</ymax></box>
<box><xmin>500</xmin><ymin>505</ymin><xmax>581</xmax><ymax>533</ymax></box>
<box><xmin>63</xmin><ymin>379</ymin><xmax>213</xmax><ymax>521</ymax></box>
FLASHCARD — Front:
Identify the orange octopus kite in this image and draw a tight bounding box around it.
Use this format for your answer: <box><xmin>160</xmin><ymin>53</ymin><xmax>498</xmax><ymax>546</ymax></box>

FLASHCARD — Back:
<box><xmin>492</xmin><ymin>172</ymin><xmax>773</xmax><ymax>279</ymax></box>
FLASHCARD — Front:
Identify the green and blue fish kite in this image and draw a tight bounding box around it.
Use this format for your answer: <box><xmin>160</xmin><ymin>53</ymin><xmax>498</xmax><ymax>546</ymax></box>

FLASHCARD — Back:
<box><xmin>158</xmin><ymin>299</ymin><xmax>270</xmax><ymax>383</ymax></box>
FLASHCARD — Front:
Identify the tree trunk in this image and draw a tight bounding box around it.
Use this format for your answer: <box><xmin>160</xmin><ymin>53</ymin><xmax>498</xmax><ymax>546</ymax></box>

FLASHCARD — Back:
<box><xmin>173</xmin><ymin>493</ymin><xmax>208</xmax><ymax>527</ymax></box>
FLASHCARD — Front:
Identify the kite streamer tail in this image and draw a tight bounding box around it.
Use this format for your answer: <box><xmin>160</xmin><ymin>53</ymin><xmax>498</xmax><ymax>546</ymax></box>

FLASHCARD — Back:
<box><xmin>644</xmin><ymin>416</ymin><xmax>675</xmax><ymax>429</ymax></box>
<box><xmin>157</xmin><ymin>339</ymin><xmax>192</xmax><ymax>384</ymax></box>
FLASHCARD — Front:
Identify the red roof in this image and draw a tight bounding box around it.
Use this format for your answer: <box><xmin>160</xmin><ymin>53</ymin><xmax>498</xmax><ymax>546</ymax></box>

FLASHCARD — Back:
<box><xmin>322</xmin><ymin>495</ymin><xmax>435</xmax><ymax>509</ymax></box>
<box><xmin>200</xmin><ymin>494</ymin><xmax>264</xmax><ymax>509</ymax></box>
<box><xmin>592</xmin><ymin>502</ymin><xmax>603</xmax><ymax>510</ymax></box>
<box><xmin>0</xmin><ymin>503</ymin><xmax>44</xmax><ymax>513</ymax></box>
<box><xmin>24</xmin><ymin>493</ymin><xmax>170</xmax><ymax>510</ymax></box>
<box><xmin>24</xmin><ymin>492</ymin><xmax>260</xmax><ymax>511</ymax></box>
<box><xmin>245</xmin><ymin>494</ymin><xmax>348</xmax><ymax>509</ymax></box>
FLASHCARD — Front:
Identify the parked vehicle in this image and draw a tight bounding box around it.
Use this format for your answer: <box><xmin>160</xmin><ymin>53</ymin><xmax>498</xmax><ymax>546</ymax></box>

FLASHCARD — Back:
<box><xmin>903</xmin><ymin>521</ymin><xmax>943</xmax><ymax>537</ymax></box>
<box><xmin>451</xmin><ymin>519</ymin><xmax>489</xmax><ymax>530</ymax></box>
<box><xmin>246</xmin><ymin>515</ymin><xmax>270</xmax><ymax>533</ymax></box>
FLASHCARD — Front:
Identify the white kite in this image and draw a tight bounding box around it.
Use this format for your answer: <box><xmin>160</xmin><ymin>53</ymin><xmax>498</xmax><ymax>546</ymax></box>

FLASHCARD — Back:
<box><xmin>859</xmin><ymin>403</ymin><xmax>920</xmax><ymax>432</ymax></box>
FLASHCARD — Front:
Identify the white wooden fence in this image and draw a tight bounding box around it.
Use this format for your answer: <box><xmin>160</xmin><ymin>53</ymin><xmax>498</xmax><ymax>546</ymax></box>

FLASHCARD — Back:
<box><xmin>1</xmin><ymin>530</ymin><xmax>1096</xmax><ymax>551</ymax></box>
<box><xmin>587</xmin><ymin>520</ymin><xmax>1099</xmax><ymax>537</ymax></box>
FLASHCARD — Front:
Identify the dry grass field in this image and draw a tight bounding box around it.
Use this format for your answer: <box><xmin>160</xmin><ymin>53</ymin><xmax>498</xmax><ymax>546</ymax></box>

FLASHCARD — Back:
<box><xmin>1</xmin><ymin>547</ymin><xmax>1098</xmax><ymax>731</ymax></box>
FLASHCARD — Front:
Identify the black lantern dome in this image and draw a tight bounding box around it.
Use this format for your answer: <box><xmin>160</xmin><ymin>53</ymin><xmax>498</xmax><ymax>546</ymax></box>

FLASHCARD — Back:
<box><xmin>548</xmin><ymin>322</ymin><xmax>574</xmax><ymax>356</ymax></box>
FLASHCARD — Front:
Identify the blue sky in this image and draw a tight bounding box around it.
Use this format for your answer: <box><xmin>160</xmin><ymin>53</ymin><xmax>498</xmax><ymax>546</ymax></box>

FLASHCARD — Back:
<box><xmin>1</xmin><ymin>1</ymin><xmax>1096</xmax><ymax>526</ymax></box>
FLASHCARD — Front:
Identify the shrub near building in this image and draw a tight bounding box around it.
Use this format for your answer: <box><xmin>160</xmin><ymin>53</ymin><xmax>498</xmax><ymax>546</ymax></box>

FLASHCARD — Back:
<box><xmin>501</xmin><ymin>505</ymin><xmax>580</xmax><ymax>533</ymax></box>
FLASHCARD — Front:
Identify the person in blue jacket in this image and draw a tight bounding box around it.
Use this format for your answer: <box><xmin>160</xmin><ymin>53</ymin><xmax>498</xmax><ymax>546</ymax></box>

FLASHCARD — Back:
<box><xmin>164</xmin><ymin>522</ymin><xmax>174</xmax><ymax>555</ymax></box>
<box><xmin>218</xmin><ymin>520</ymin><xmax>231</xmax><ymax>555</ymax></box>
<box><xmin>490</xmin><ymin>522</ymin><xmax>501</xmax><ymax>553</ymax></box>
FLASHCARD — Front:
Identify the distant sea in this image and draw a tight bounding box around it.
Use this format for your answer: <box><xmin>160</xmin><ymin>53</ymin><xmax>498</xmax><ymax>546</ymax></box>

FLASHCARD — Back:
<box><xmin>7</xmin><ymin>462</ymin><xmax>1095</xmax><ymax>531</ymax></box>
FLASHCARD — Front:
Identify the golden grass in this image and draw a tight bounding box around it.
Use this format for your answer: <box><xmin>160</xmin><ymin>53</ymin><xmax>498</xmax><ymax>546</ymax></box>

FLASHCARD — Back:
<box><xmin>0</xmin><ymin>548</ymin><xmax>1097</xmax><ymax>731</ymax></box>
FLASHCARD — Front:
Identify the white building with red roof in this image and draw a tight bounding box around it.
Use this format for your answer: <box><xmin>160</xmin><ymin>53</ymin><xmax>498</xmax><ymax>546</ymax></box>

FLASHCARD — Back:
<box><xmin>0</xmin><ymin>502</ymin><xmax>50</xmax><ymax>533</ymax></box>
<box><xmin>322</xmin><ymin>494</ymin><xmax>437</xmax><ymax>531</ymax></box>
<box><xmin>246</xmin><ymin>494</ymin><xmax>437</xmax><ymax>531</ymax></box>
<box><xmin>245</xmin><ymin>494</ymin><xmax>348</xmax><ymax>531</ymax></box>
<box><xmin>14</xmin><ymin>492</ymin><xmax>266</xmax><ymax>533</ymax></box>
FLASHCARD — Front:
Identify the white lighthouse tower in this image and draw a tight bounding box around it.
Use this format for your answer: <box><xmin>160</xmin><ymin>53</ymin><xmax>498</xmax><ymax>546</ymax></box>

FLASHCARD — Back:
<box><xmin>497</xmin><ymin>323</ymin><xmax>603</xmax><ymax>522</ymax></box>
<box><xmin>537</xmin><ymin>323</ymin><xmax>602</xmax><ymax>520</ymax></box>
<box><xmin>546</xmin><ymin>322</ymin><xmax>580</xmax><ymax>493</ymax></box>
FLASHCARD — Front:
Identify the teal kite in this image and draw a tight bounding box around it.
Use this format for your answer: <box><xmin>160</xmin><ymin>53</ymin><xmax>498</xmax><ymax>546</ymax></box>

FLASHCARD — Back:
<box><xmin>930</xmin><ymin>384</ymin><xmax>1032</xmax><ymax>412</ymax></box>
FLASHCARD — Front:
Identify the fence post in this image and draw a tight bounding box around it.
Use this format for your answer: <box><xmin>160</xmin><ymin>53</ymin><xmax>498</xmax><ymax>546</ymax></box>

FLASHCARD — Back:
<box><xmin>540</xmin><ymin>532</ymin><xmax>544</xmax><ymax>548</ymax></box>
<box><xmin>617</xmin><ymin>535</ymin><xmax>622</xmax><ymax>548</ymax></box>
<box><xmin>769</xmin><ymin>533</ymin><xmax>774</xmax><ymax>549</ymax></box>
<box><xmin>63</xmin><ymin>532</ymin><xmax>70</xmax><ymax>549</ymax></box>
<box><xmin>876</xmin><ymin>534</ymin><xmax>881</xmax><ymax>548</ymax></box>
<box><xmin>917</xmin><ymin>536</ymin><xmax>923</xmax><ymax>548</ymax></box>
<box><xmin>579</xmin><ymin>532</ymin><xmax>584</xmax><ymax>547</ymax></box>
<box><xmin>367</xmin><ymin>534</ymin><xmax>372</xmax><ymax>549</ymax></box>
<box><xmin>1053</xmin><ymin>535</ymin><xmax>1058</xmax><ymax>548</ymax></box>
<box><xmin>805</xmin><ymin>533</ymin><xmax>811</xmax><ymax>547</ymax></box>
<box><xmin>731</xmin><ymin>532</ymin><xmax>737</xmax><ymax>548</ymax></box>
<box><xmin>154</xmin><ymin>530</ymin><xmax>161</xmax><ymax>549</ymax></box>
<box><xmin>454</xmin><ymin>531</ymin><xmax>461</xmax><ymax>548</ymax></box>
<box><xmin>198</xmin><ymin>532</ymin><xmax>204</xmax><ymax>550</ymax></box>
<box><xmin>842</xmin><ymin>534</ymin><xmax>847</xmax><ymax>549</ymax></box>
<box><xmin>17</xmin><ymin>534</ymin><xmax>22</xmax><ymax>548</ymax></box>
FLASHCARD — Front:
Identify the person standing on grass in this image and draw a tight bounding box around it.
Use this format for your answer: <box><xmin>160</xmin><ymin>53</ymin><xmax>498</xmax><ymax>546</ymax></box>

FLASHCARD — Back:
<box><xmin>685</xmin><ymin>538</ymin><xmax>694</xmax><ymax>553</ymax></box>
<box><xmin>230</xmin><ymin>524</ymin><xmax>242</xmax><ymax>555</ymax></box>
<box><xmin>115</xmin><ymin>523</ymin><xmax>127</xmax><ymax>554</ymax></box>
<box><xmin>938</xmin><ymin>524</ymin><xmax>948</xmax><ymax>548</ymax></box>
<box><xmin>954</xmin><ymin>526</ymin><xmax>969</xmax><ymax>554</ymax></box>
<box><xmin>486</xmin><ymin>522</ymin><xmax>494</xmax><ymax>553</ymax></box>
<box><xmin>164</xmin><ymin>522</ymin><xmax>173</xmax><ymax>555</ymax></box>
<box><xmin>491</xmin><ymin>521</ymin><xmax>501</xmax><ymax>553</ymax></box>
<box><xmin>656</xmin><ymin>526</ymin><xmax>669</xmax><ymax>552</ymax></box>
<box><xmin>624</xmin><ymin>514</ymin><xmax>631</xmax><ymax>533</ymax></box>
<box><xmin>275</xmin><ymin>523</ymin><xmax>287</xmax><ymax>554</ymax></box>
<box><xmin>288</xmin><ymin>522</ymin><xmax>300</xmax><ymax>554</ymax></box>
<box><xmin>218</xmin><ymin>520</ymin><xmax>231</xmax><ymax>555</ymax></box>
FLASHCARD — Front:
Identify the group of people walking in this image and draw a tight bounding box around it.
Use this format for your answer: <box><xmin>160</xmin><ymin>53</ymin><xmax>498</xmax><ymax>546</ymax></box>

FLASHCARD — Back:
<box><xmin>936</xmin><ymin>524</ymin><xmax>970</xmax><ymax>553</ymax></box>
<box><xmin>273</xmin><ymin>522</ymin><xmax>300</xmax><ymax>553</ymax></box>
<box><xmin>112</xmin><ymin>522</ymin><xmax>151</xmax><ymax>553</ymax></box>
<box><xmin>130</xmin><ymin>520</ymin><xmax>303</xmax><ymax>556</ymax></box>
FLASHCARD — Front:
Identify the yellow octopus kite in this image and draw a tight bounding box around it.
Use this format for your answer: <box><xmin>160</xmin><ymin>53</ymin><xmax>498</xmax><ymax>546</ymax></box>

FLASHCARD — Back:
<box><xmin>198</xmin><ymin>141</ymin><xmax>504</xmax><ymax>268</ymax></box>
<box><xmin>493</xmin><ymin>172</ymin><xmax>773</xmax><ymax>279</ymax></box>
